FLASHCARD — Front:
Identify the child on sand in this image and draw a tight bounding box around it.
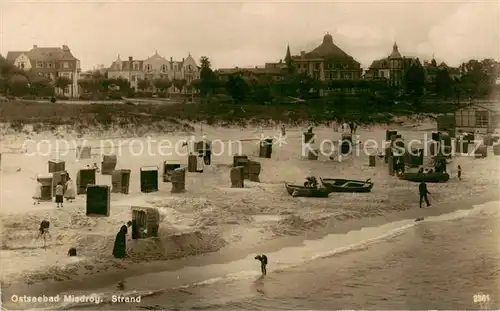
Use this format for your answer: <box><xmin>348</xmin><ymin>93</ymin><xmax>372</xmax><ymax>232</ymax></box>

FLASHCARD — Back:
<box><xmin>457</xmin><ymin>165</ymin><xmax>462</xmax><ymax>181</ymax></box>
<box><xmin>64</xmin><ymin>177</ymin><xmax>76</xmax><ymax>202</ymax></box>
<box><xmin>55</xmin><ymin>182</ymin><xmax>64</xmax><ymax>208</ymax></box>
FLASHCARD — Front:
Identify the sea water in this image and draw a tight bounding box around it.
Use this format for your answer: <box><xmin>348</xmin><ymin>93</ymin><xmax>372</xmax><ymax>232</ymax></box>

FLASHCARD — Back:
<box><xmin>11</xmin><ymin>201</ymin><xmax>499</xmax><ymax>310</ymax></box>
<box><xmin>94</xmin><ymin>201</ymin><xmax>499</xmax><ymax>310</ymax></box>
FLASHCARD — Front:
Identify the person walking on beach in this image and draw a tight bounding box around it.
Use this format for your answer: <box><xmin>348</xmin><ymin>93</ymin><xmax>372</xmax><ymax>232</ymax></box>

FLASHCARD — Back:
<box><xmin>32</xmin><ymin>180</ymin><xmax>42</xmax><ymax>205</ymax></box>
<box><xmin>457</xmin><ymin>165</ymin><xmax>462</xmax><ymax>181</ymax></box>
<box><xmin>255</xmin><ymin>254</ymin><xmax>268</xmax><ymax>275</ymax></box>
<box><xmin>419</xmin><ymin>181</ymin><xmax>431</xmax><ymax>208</ymax></box>
<box><xmin>55</xmin><ymin>182</ymin><xmax>64</xmax><ymax>208</ymax></box>
<box><xmin>113</xmin><ymin>225</ymin><xmax>128</xmax><ymax>258</ymax></box>
<box><xmin>64</xmin><ymin>177</ymin><xmax>76</xmax><ymax>202</ymax></box>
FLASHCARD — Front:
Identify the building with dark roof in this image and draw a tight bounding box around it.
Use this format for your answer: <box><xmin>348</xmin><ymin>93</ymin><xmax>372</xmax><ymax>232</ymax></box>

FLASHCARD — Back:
<box><xmin>423</xmin><ymin>58</ymin><xmax>461</xmax><ymax>83</ymax></box>
<box><xmin>365</xmin><ymin>42</ymin><xmax>418</xmax><ymax>87</ymax></box>
<box><xmin>216</xmin><ymin>64</ymin><xmax>286</xmax><ymax>82</ymax></box>
<box><xmin>6</xmin><ymin>45</ymin><xmax>81</xmax><ymax>97</ymax></box>
<box><xmin>286</xmin><ymin>33</ymin><xmax>363</xmax><ymax>81</ymax></box>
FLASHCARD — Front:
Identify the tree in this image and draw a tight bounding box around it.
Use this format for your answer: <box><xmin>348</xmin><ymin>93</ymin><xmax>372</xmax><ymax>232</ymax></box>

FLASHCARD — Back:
<box><xmin>137</xmin><ymin>79</ymin><xmax>151</xmax><ymax>92</ymax></box>
<box><xmin>275</xmin><ymin>72</ymin><xmax>321</xmax><ymax>98</ymax></box>
<box><xmin>54</xmin><ymin>76</ymin><xmax>72</xmax><ymax>97</ymax></box>
<box><xmin>248</xmin><ymin>77</ymin><xmax>274</xmax><ymax>104</ymax></box>
<box><xmin>194</xmin><ymin>56</ymin><xmax>219</xmax><ymax>100</ymax></box>
<box><xmin>107</xmin><ymin>77</ymin><xmax>131</xmax><ymax>92</ymax></box>
<box><xmin>458</xmin><ymin>59</ymin><xmax>499</xmax><ymax>98</ymax></box>
<box><xmin>403</xmin><ymin>61</ymin><xmax>425</xmax><ymax>97</ymax></box>
<box><xmin>153</xmin><ymin>78</ymin><xmax>172</xmax><ymax>94</ymax></box>
<box><xmin>434</xmin><ymin>68</ymin><xmax>454</xmax><ymax>98</ymax></box>
<box><xmin>225</xmin><ymin>74</ymin><xmax>249</xmax><ymax>103</ymax></box>
<box><xmin>78</xmin><ymin>78</ymin><xmax>98</xmax><ymax>94</ymax></box>
<box><xmin>30</xmin><ymin>75</ymin><xmax>54</xmax><ymax>97</ymax></box>
<box><xmin>8</xmin><ymin>74</ymin><xmax>29</xmax><ymax>96</ymax></box>
<box><xmin>172</xmin><ymin>79</ymin><xmax>187</xmax><ymax>93</ymax></box>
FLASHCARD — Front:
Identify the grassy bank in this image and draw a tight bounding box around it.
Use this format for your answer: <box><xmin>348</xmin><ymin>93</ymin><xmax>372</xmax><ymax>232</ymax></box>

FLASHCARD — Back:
<box><xmin>0</xmin><ymin>99</ymin><xmax>451</xmax><ymax>135</ymax></box>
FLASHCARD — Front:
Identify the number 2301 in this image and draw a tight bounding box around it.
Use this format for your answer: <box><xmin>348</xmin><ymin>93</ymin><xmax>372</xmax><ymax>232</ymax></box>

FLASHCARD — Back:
<box><xmin>474</xmin><ymin>294</ymin><xmax>490</xmax><ymax>303</ymax></box>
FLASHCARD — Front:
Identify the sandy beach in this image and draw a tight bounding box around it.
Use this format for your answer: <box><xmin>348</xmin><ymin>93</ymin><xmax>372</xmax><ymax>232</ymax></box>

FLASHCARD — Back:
<box><xmin>1</xmin><ymin>119</ymin><xmax>499</xmax><ymax>309</ymax></box>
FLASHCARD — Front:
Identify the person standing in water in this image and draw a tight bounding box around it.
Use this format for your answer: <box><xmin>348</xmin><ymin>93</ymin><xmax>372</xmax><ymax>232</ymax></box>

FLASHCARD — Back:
<box><xmin>55</xmin><ymin>182</ymin><xmax>64</xmax><ymax>208</ymax></box>
<box><xmin>419</xmin><ymin>181</ymin><xmax>431</xmax><ymax>208</ymax></box>
<box><xmin>255</xmin><ymin>254</ymin><xmax>268</xmax><ymax>275</ymax></box>
<box><xmin>457</xmin><ymin>165</ymin><xmax>462</xmax><ymax>181</ymax></box>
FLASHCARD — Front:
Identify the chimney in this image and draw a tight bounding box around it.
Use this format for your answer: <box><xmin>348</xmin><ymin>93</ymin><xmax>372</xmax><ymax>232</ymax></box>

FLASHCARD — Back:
<box><xmin>62</xmin><ymin>45</ymin><xmax>69</xmax><ymax>51</ymax></box>
<box><xmin>170</xmin><ymin>57</ymin><xmax>173</xmax><ymax>62</ymax></box>
<box><xmin>33</xmin><ymin>45</ymin><xmax>38</xmax><ymax>49</ymax></box>
<box><xmin>128</xmin><ymin>56</ymin><xmax>133</xmax><ymax>61</ymax></box>
<box><xmin>182</xmin><ymin>57</ymin><xmax>185</xmax><ymax>62</ymax></box>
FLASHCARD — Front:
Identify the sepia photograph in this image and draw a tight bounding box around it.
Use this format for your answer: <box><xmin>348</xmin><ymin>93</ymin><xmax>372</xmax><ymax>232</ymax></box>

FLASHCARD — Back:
<box><xmin>0</xmin><ymin>0</ymin><xmax>499</xmax><ymax>310</ymax></box>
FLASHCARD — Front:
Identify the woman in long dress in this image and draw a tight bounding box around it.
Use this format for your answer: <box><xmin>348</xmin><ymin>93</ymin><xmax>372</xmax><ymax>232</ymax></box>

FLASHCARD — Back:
<box><xmin>113</xmin><ymin>225</ymin><xmax>128</xmax><ymax>259</ymax></box>
<box><xmin>32</xmin><ymin>180</ymin><xmax>42</xmax><ymax>205</ymax></box>
<box><xmin>64</xmin><ymin>177</ymin><xmax>76</xmax><ymax>202</ymax></box>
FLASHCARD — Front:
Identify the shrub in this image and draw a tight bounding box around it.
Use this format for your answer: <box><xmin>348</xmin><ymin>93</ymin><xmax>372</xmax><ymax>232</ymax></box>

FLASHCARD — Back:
<box><xmin>79</xmin><ymin>94</ymin><xmax>92</xmax><ymax>100</ymax></box>
<box><xmin>50</xmin><ymin>97</ymin><xmax>56</xmax><ymax>103</ymax></box>
<box><xmin>107</xmin><ymin>91</ymin><xmax>123</xmax><ymax>100</ymax></box>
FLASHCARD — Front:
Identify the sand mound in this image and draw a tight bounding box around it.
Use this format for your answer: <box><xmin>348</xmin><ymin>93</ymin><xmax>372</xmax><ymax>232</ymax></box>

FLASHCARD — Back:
<box><xmin>272</xmin><ymin>215</ymin><xmax>327</xmax><ymax>236</ymax></box>
<box><xmin>127</xmin><ymin>229</ymin><xmax>227</xmax><ymax>261</ymax></box>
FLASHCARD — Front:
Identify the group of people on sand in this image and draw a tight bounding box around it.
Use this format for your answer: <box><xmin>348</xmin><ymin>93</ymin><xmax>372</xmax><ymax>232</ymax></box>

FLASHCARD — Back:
<box><xmin>32</xmin><ymin>172</ymin><xmax>76</xmax><ymax>207</ymax></box>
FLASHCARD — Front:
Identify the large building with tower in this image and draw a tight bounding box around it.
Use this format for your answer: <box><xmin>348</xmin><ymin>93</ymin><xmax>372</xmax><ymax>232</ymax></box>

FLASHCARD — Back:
<box><xmin>284</xmin><ymin>33</ymin><xmax>363</xmax><ymax>81</ymax></box>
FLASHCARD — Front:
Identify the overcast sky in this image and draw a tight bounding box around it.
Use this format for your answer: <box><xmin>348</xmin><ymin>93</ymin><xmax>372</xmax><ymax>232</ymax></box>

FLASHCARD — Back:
<box><xmin>1</xmin><ymin>0</ymin><xmax>499</xmax><ymax>70</ymax></box>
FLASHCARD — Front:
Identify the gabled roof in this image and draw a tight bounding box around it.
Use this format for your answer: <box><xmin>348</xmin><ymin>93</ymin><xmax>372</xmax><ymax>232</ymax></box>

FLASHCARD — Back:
<box><xmin>459</xmin><ymin>102</ymin><xmax>500</xmax><ymax>113</ymax></box>
<box><xmin>6</xmin><ymin>51</ymin><xmax>27</xmax><ymax>64</ymax></box>
<box><xmin>27</xmin><ymin>47</ymin><xmax>77</xmax><ymax>61</ymax></box>
<box><xmin>144</xmin><ymin>52</ymin><xmax>167</xmax><ymax>63</ymax></box>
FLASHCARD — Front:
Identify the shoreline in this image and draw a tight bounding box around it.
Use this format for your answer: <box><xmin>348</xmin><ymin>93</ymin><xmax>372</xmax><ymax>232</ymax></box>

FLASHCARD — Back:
<box><xmin>3</xmin><ymin>190</ymin><xmax>498</xmax><ymax>300</ymax></box>
<box><xmin>1</xmin><ymin>121</ymin><xmax>498</xmax><ymax>308</ymax></box>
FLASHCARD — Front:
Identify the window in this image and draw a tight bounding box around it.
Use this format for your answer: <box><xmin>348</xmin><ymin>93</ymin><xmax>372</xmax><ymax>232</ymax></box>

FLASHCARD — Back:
<box><xmin>64</xmin><ymin>86</ymin><xmax>70</xmax><ymax>94</ymax></box>
<box><xmin>315</xmin><ymin>63</ymin><xmax>320</xmax><ymax>70</ymax></box>
<box><xmin>134</xmin><ymin>64</ymin><xmax>139</xmax><ymax>70</ymax></box>
<box><xmin>457</xmin><ymin>110</ymin><xmax>469</xmax><ymax>127</ymax></box>
<box><xmin>476</xmin><ymin>111</ymin><xmax>489</xmax><ymax>127</ymax></box>
<box><xmin>48</xmin><ymin>62</ymin><xmax>53</xmax><ymax>68</ymax></box>
<box><xmin>146</xmin><ymin>64</ymin><xmax>152</xmax><ymax>72</ymax></box>
<box><xmin>37</xmin><ymin>61</ymin><xmax>43</xmax><ymax>68</ymax></box>
<box><xmin>20</xmin><ymin>62</ymin><xmax>25</xmax><ymax>69</ymax></box>
<box><xmin>63</xmin><ymin>62</ymin><xmax>69</xmax><ymax>68</ymax></box>
<box><xmin>160</xmin><ymin>65</ymin><xmax>166</xmax><ymax>72</ymax></box>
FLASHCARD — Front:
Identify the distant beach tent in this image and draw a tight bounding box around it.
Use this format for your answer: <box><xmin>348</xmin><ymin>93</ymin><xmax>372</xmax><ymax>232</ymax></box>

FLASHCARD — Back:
<box><xmin>36</xmin><ymin>174</ymin><xmax>53</xmax><ymax>201</ymax></box>
<box><xmin>130</xmin><ymin>206</ymin><xmax>160</xmax><ymax>239</ymax></box>
<box><xmin>86</xmin><ymin>185</ymin><xmax>110</xmax><ymax>217</ymax></box>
